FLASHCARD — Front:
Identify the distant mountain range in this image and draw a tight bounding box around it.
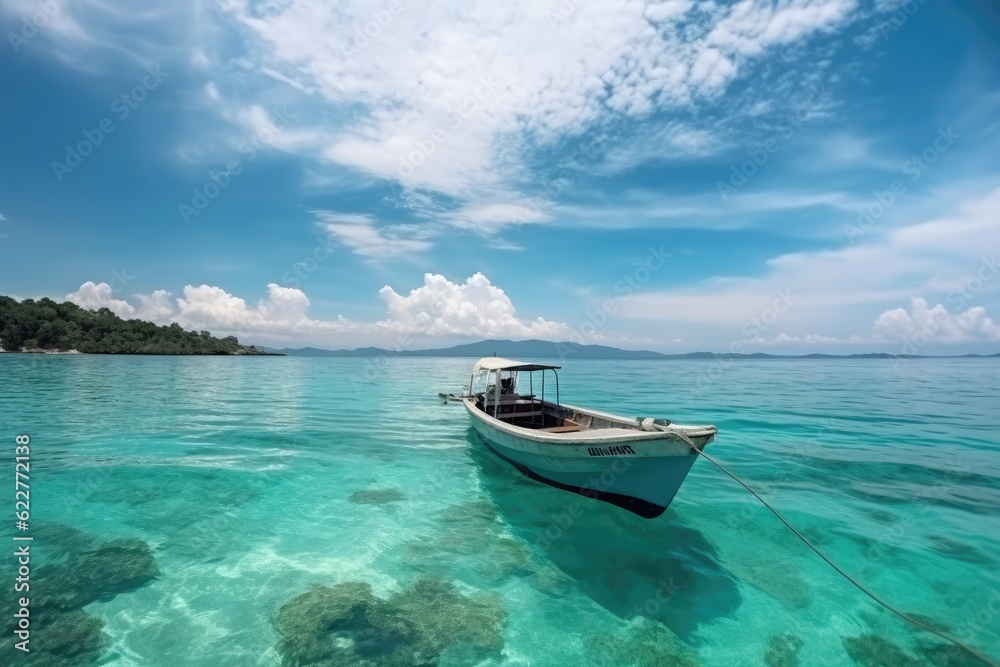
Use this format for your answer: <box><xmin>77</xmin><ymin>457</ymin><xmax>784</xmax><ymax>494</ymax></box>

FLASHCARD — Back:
<box><xmin>263</xmin><ymin>339</ymin><xmax>1000</xmax><ymax>360</ymax></box>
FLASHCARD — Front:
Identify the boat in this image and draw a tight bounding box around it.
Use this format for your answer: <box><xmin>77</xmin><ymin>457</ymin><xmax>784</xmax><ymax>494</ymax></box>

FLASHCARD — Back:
<box><xmin>462</xmin><ymin>357</ymin><xmax>717</xmax><ymax>518</ymax></box>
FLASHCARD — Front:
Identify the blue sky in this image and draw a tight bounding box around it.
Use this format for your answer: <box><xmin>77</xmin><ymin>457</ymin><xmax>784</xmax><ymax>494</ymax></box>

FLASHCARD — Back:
<box><xmin>1</xmin><ymin>0</ymin><xmax>999</xmax><ymax>353</ymax></box>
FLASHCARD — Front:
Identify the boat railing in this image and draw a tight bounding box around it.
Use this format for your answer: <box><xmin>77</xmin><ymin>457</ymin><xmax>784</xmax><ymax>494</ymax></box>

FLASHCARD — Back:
<box><xmin>482</xmin><ymin>393</ymin><xmax>535</xmax><ymax>405</ymax></box>
<box><xmin>480</xmin><ymin>393</ymin><xmax>547</xmax><ymax>423</ymax></box>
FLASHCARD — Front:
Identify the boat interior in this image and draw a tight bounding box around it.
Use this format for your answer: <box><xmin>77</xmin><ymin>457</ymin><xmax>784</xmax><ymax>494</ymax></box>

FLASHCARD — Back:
<box><xmin>474</xmin><ymin>392</ymin><xmax>575</xmax><ymax>430</ymax></box>
<box><xmin>471</xmin><ymin>367</ymin><xmax>641</xmax><ymax>433</ymax></box>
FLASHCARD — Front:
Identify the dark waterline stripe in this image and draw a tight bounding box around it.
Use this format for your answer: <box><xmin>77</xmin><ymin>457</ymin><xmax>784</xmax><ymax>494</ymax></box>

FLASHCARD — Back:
<box><xmin>476</xmin><ymin>436</ymin><xmax>667</xmax><ymax>519</ymax></box>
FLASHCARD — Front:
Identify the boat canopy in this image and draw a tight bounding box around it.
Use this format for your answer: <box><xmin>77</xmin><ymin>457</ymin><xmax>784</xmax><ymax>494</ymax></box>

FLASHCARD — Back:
<box><xmin>472</xmin><ymin>357</ymin><xmax>561</xmax><ymax>373</ymax></box>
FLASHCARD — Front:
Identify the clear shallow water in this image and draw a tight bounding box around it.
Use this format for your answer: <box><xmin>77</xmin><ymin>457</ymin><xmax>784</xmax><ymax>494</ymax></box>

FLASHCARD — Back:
<box><xmin>1</xmin><ymin>355</ymin><xmax>998</xmax><ymax>666</ymax></box>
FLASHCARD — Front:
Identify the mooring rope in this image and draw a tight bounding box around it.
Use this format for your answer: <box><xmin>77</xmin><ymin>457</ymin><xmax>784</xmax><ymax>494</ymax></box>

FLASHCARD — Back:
<box><xmin>666</xmin><ymin>429</ymin><xmax>999</xmax><ymax>667</ymax></box>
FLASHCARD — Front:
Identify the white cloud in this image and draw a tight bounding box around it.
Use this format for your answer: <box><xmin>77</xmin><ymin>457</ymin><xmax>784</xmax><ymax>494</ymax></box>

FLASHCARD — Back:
<box><xmin>376</xmin><ymin>273</ymin><xmax>572</xmax><ymax>339</ymax></box>
<box><xmin>173</xmin><ymin>283</ymin><xmax>315</xmax><ymax>331</ymax></box>
<box><xmin>614</xmin><ymin>183</ymin><xmax>1000</xmax><ymax>341</ymax></box>
<box><xmin>446</xmin><ymin>203</ymin><xmax>551</xmax><ymax>232</ymax></box>
<box><xmin>645</xmin><ymin>1</ymin><xmax>694</xmax><ymax>24</ymax></box>
<box><xmin>61</xmin><ymin>273</ymin><xmax>574</xmax><ymax>346</ymax></box>
<box><xmin>0</xmin><ymin>0</ymin><xmax>186</xmax><ymax>71</ymax></box>
<box><xmin>174</xmin><ymin>284</ymin><xmax>255</xmax><ymax>328</ymax></box>
<box><xmin>65</xmin><ymin>282</ymin><xmax>136</xmax><ymax>318</ymax></box>
<box><xmin>874</xmin><ymin>298</ymin><xmax>1000</xmax><ymax>342</ymax></box>
<box><xmin>24</xmin><ymin>0</ymin><xmax>869</xmax><ymax>238</ymax></box>
<box><xmin>213</xmin><ymin>0</ymin><xmax>858</xmax><ymax>204</ymax></box>
<box><xmin>555</xmin><ymin>187</ymin><xmax>860</xmax><ymax>230</ymax></box>
<box><xmin>598</xmin><ymin>121</ymin><xmax>725</xmax><ymax>174</ymax></box>
<box><xmin>815</xmin><ymin>132</ymin><xmax>880</xmax><ymax>166</ymax></box>
<box><xmin>260</xmin><ymin>67</ymin><xmax>315</xmax><ymax>95</ymax></box>
<box><xmin>706</xmin><ymin>0</ymin><xmax>857</xmax><ymax>55</ymax></box>
<box><xmin>315</xmin><ymin>211</ymin><xmax>433</xmax><ymax>259</ymax></box>
<box><xmin>135</xmin><ymin>290</ymin><xmax>175</xmax><ymax>323</ymax></box>
<box><xmin>64</xmin><ymin>281</ymin><xmax>335</xmax><ymax>338</ymax></box>
<box><xmin>261</xmin><ymin>283</ymin><xmax>311</xmax><ymax>321</ymax></box>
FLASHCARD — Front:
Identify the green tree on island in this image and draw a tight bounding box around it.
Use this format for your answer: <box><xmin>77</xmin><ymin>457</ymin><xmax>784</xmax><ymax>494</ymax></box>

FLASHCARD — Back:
<box><xmin>0</xmin><ymin>296</ymin><xmax>267</xmax><ymax>355</ymax></box>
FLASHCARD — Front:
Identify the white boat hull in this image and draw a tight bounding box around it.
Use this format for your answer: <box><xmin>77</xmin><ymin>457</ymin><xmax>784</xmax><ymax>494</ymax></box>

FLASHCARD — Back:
<box><xmin>464</xmin><ymin>399</ymin><xmax>715</xmax><ymax>518</ymax></box>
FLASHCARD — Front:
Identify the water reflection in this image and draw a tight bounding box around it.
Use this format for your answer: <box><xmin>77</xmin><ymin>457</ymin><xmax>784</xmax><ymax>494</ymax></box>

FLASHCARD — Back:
<box><xmin>465</xmin><ymin>430</ymin><xmax>741</xmax><ymax>641</ymax></box>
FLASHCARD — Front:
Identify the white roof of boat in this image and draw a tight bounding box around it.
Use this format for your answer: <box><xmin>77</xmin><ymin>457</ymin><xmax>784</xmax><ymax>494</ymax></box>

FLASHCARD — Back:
<box><xmin>472</xmin><ymin>357</ymin><xmax>561</xmax><ymax>372</ymax></box>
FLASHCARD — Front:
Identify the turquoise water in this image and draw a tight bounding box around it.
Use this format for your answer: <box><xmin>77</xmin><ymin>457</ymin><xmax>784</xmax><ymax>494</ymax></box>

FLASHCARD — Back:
<box><xmin>1</xmin><ymin>355</ymin><xmax>999</xmax><ymax>666</ymax></box>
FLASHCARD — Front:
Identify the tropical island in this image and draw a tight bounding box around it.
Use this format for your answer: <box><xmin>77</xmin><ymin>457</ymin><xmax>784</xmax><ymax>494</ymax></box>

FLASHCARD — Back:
<box><xmin>3</xmin><ymin>295</ymin><xmax>998</xmax><ymax>359</ymax></box>
<box><xmin>265</xmin><ymin>339</ymin><xmax>1000</xmax><ymax>360</ymax></box>
<box><xmin>0</xmin><ymin>295</ymin><xmax>273</xmax><ymax>355</ymax></box>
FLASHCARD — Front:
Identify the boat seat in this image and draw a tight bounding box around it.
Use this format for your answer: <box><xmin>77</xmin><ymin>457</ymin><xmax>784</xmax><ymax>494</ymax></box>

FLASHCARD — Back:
<box><xmin>538</xmin><ymin>425</ymin><xmax>584</xmax><ymax>433</ymax></box>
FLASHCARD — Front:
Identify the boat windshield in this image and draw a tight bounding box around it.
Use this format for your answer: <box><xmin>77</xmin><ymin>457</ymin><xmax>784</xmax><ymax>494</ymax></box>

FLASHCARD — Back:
<box><xmin>471</xmin><ymin>369</ymin><xmax>519</xmax><ymax>395</ymax></box>
<box><xmin>470</xmin><ymin>364</ymin><xmax>560</xmax><ymax>419</ymax></box>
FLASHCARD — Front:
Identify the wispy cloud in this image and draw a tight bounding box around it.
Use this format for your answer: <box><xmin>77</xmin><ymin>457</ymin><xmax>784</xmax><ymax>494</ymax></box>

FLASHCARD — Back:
<box><xmin>2</xmin><ymin>0</ymin><xmax>187</xmax><ymax>70</ymax></box>
<box><xmin>614</xmin><ymin>183</ymin><xmax>1000</xmax><ymax>340</ymax></box>
<box><xmin>446</xmin><ymin>203</ymin><xmax>551</xmax><ymax>233</ymax></box>
<box><xmin>314</xmin><ymin>211</ymin><xmax>433</xmax><ymax>259</ymax></box>
<box><xmin>208</xmin><ymin>0</ymin><xmax>862</xmax><ymax>209</ymax></box>
<box><xmin>259</xmin><ymin>67</ymin><xmax>315</xmax><ymax>95</ymax></box>
<box><xmin>597</xmin><ymin>121</ymin><xmax>727</xmax><ymax>174</ymax></box>
<box><xmin>16</xmin><ymin>0</ymin><xmax>880</xmax><ymax>234</ymax></box>
<box><xmin>553</xmin><ymin>187</ymin><xmax>861</xmax><ymax>231</ymax></box>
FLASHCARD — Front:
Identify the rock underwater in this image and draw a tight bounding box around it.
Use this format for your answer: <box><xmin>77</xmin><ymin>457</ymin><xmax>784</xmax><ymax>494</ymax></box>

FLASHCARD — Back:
<box><xmin>275</xmin><ymin>577</ymin><xmax>507</xmax><ymax>666</ymax></box>
<box><xmin>0</xmin><ymin>523</ymin><xmax>159</xmax><ymax>666</ymax></box>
